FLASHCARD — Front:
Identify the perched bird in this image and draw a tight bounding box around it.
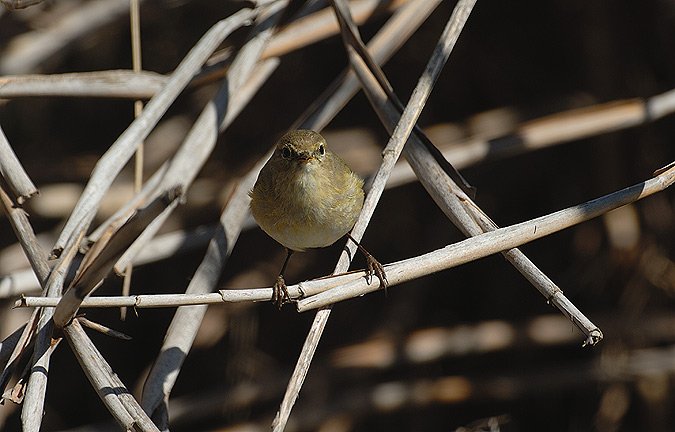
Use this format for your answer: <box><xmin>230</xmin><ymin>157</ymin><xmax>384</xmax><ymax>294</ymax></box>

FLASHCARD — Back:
<box><xmin>250</xmin><ymin>129</ymin><xmax>387</xmax><ymax>307</ymax></box>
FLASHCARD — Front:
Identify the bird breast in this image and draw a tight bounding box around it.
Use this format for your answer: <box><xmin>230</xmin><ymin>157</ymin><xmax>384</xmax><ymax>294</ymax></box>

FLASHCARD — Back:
<box><xmin>251</xmin><ymin>159</ymin><xmax>364</xmax><ymax>251</ymax></box>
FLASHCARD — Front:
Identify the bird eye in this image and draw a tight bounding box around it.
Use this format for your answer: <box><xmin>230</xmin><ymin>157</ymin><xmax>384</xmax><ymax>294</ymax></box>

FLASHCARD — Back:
<box><xmin>318</xmin><ymin>144</ymin><xmax>325</xmax><ymax>155</ymax></box>
<box><xmin>281</xmin><ymin>147</ymin><xmax>291</xmax><ymax>158</ymax></box>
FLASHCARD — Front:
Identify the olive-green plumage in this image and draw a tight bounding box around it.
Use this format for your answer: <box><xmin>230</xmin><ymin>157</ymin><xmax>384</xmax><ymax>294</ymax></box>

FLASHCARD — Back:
<box><xmin>249</xmin><ymin>130</ymin><xmax>364</xmax><ymax>252</ymax></box>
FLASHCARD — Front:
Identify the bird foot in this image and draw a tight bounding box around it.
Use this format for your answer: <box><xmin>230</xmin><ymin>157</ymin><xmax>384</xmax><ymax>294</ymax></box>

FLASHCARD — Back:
<box><xmin>365</xmin><ymin>254</ymin><xmax>388</xmax><ymax>296</ymax></box>
<box><xmin>344</xmin><ymin>233</ymin><xmax>389</xmax><ymax>296</ymax></box>
<box><xmin>273</xmin><ymin>275</ymin><xmax>292</xmax><ymax>309</ymax></box>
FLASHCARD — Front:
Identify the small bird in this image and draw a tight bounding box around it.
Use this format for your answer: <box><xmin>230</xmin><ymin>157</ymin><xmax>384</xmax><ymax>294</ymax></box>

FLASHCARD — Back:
<box><xmin>250</xmin><ymin>130</ymin><xmax>387</xmax><ymax>308</ymax></box>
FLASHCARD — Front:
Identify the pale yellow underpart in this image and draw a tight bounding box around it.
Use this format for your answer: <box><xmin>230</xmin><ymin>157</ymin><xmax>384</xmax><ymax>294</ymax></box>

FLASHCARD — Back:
<box><xmin>250</xmin><ymin>134</ymin><xmax>364</xmax><ymax>252</ymax></box>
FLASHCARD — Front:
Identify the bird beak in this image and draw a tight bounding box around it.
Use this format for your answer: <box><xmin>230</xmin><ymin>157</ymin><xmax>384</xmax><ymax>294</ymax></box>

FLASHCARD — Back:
<box><xmin>297</xmin><ymin>153</ymin><xmax>314</xmax><ymax>162</ymax></box>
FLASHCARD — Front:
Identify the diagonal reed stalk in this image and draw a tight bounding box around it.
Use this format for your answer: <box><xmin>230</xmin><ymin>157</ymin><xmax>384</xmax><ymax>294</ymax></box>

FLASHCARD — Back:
<box><xmin>273</xmin><ymin>1</ymin><xmax>477</xmax><ymax>430</ymax></box>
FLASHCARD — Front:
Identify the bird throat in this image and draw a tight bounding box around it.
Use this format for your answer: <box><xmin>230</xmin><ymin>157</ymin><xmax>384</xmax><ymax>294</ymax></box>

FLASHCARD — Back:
<box><xmin>294</xmin><ymin>160</ymin><xmax>319</xmax><ymax>187</ymax></box>
<box><xmin>290</xmin><ymin>160</ymin><xmax>327</xmax><ymax>209</ymax></box>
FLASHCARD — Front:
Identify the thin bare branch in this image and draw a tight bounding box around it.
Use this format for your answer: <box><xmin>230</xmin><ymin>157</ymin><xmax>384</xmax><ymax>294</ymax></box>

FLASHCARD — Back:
<box><xmin>0</xmin><ymin>180</ymin><xmax>50</xmax><ymax>286</ymax></box>
<box><xmin>122</xmin><ymin>0</ymin><xmax>145</xmax><ymax>321</ymax></box>
<box><xmin>387</xmin><ymin>96</ymin><xmax>668</xmax><ymax>187</ymax></box>
<box><xmin>297</xmin><ymin>163</ymin><xmax>675</xmax><ymax>309</ymax></box>
<box><xmin>21</xmin><ymin>235</ymin><xmax>79</xmax><ymax>431</ymax></box>
<box><xmin>0</xmin><ymin>70</ymin><xmax>166</xmax><ymax>99</ymax></box>
<box><xmin>15</xmin><ymin>272</ymin><xmax>360</xmax><ymax>308</ymax></box>
<box><xmin>63</xmin><ymin>318</ymin><xmax>159</xmax><ymax>431</ymax></box>
<box><xmin>78</xmin><ymin>317</ymin><xmax>132</xmax><ymax>340</ymax></box>
<box><xmin>0</xmin><ymin>172</ymin><xmax>52</xmax><ymax>400</ymax></box>
<box><xmin>0</xmin><ymin>125</ymin><xmax>37</xmax><ymax>203</ymax></box>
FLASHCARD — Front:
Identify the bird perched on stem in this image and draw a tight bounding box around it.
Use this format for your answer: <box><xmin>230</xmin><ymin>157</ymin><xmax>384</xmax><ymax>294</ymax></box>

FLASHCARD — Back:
<box><xmin>250</xmin><ymin>129</ymin><xmax>387</xmax><ymax>308</ymax></box>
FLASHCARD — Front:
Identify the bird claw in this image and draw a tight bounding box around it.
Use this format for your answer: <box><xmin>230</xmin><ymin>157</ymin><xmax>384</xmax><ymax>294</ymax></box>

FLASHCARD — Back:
<box><xmin>273</xmin><ymin>275</ymin><xmax>292</xmax><ymax>309</ymax></box>
<box><xmin>365</xmin><ymin>255</ymin><xmax>388</xmax><ymax>296</ymax></box>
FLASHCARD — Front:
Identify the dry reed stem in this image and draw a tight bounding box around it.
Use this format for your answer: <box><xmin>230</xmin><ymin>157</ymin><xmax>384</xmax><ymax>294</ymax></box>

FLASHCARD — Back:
<box><xmin>86</xmin><ymin>57</ymin><xmax>277</xmax><ymax>256</ymax></box>
<box><xmin>20</xmin><ymin>329</ymin><xmax>54</xmax><ymax>431</ymax></box>
<box><xmin>387</xmin><ymin>94</ymin><xmax>675</xmax><ymax>187</ymax></box>
<box><xmin>0</xmin><ymin>310</ymin><xmax>38</xmax><ymax>396</ymax></box>
<box><xmin>77</xmin><ymin>316</ymin><xmax>132</xmax><ymax>340</ymax></box>
<box><xmin>295</xmin><ymin>0</ymin><xmax>443</xmax><ymax>129</ymax></box>
<box><xmin>0</xmin><ymin>181</ymin><xmax>50</xmax><ymax>285</ymax></box>
<box><xmin>0</xmin><ymin>269</ymin><xmax>41</xmax><ymax>298</ymax></box>
<box><xmin>0</xmin><ymin>208</ymin><xmax>49</xmax><ymax>429</ymax></box>
<box><xmin>110</xmin><ymin>56</ymin><xmax>279</xmax><ymax>276</ymax></box>
<box><xmin>53</xmin><ymin>188</ymin><xmax>183</xmax><ymax>329</ymax></box>
<box><xmin>122</xmin><ymin>0</ymin><xmax>145</xmax><ymax>321</ymax></box>
<box><xmin>0</xmin><ymin>176</ymin><xmax>52</xmax><ymax>401</ymax></box>
<box><xmin>0</xmin><ymin>1</ymin><xmax>406</xmax><ymax>99</ymax></box>
<box><xmin>298</xmin><ymin>163</ymin><xmax>675</xmax><ymax>309</ymax></box>
<box><xmin>272</xmin><ymin>1</ymin><xmax>476</xmax><ymax>430</ymax></box>
<box><xmin>197</xmin><ymin>0</ymin><xmax>411</xmax><ymax>85</ymax></box>
<box><xmin>21</xmin><ymin>234</ymin><xmax>80</xmax><ymax>430</ymax></box>
<box><xmin>260</xmin><ymin>0</ymin><xmax>410</xmax><ymax>60</ymax></box>
<box><xmin>139</xmin><ymin>2</ymin><xmax>287</xmax><ymax>424</ymax></box>
<box><xmin>336</xmin><ymin>9</ymin><xmax>600</xmax><ymax>342</ymax></box>
<box><xmin>51</xmin><ymin>8</ymin><xmax>256</xmax><ymax>259</ymax></box>
<box><xmin>15</xmin><ymin>272</ymin><xmax>363</xmax><ymax>308</ymax></box>
<box><xmin>0</xmin><ymin>126</ymin><xmax>37</xmax><ymax>203</ymax></box>
<box><xmin>63</xmin><ymin>318</ymin><xmax>159</xmax><ymax>432</ymax></box>
<box><xmin>0</xmin><ymin>325</ymin><xmax>26</xmax><ymax>371</ymax></box>
<box><xmin>649</xmin><ymin>87</ymin><xmax>675</xmax><ymax>118</ymax></box>
<box><xmin>0</xmin><ymin>70</ymin><xmax>167</xmax><ymax>99</ymax></box>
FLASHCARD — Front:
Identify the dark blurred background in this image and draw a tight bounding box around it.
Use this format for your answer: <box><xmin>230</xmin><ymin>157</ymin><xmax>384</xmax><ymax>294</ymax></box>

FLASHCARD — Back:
<box><xmin>1</xmin><ymin>0</ymin><xmax>675</xmax><ymax>431</ymax></box>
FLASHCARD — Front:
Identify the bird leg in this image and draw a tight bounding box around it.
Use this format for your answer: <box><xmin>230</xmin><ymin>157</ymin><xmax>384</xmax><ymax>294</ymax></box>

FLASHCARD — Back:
<box><xmin>345</xmin><ymin>233</ymin><xmax>388</xmax><ymax>295</ymax></box>
<box><xmin>273</xmin><ymin>248</ymin><xmax>294</xmax><ymax>309</ymax></box>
